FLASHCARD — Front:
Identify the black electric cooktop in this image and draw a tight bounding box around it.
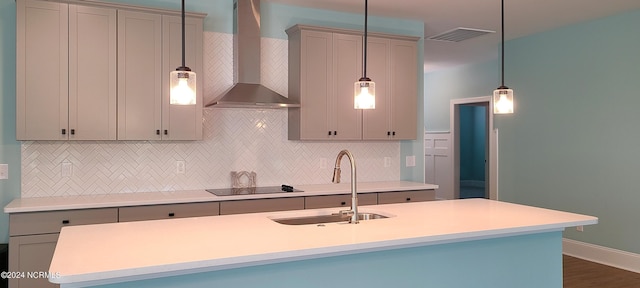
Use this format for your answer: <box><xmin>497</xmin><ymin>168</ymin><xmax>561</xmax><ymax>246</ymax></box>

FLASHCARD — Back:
<box><xmin>206</xmin><ymin>185</ymin><xmax>303</xmax><ymax>196</ymax></box>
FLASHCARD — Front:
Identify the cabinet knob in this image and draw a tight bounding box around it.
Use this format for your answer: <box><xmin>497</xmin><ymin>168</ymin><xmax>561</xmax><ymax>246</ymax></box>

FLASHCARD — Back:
<box><xmin>334</xmin><ymin>131</ymin><xmax>337</xmax><ymax>136</ymax></box>
<box><xmin>164</xmin><ymin>130</ymin><xmax>168</xmax><ymax>135</ymax></box>
<box><xmin>406</xmin><ymin>198</ymin><xmax>411</xmax><ymax>202</ymax></box>
<box><xmin>62</xmin><ymin>129</ymin><xmax>66</xmax><ymax>135</ymax></box>
<box><xmin>328</xmin><ymin>131</ymin><xmax>331</xmax><ymax>136</ymax></box>
<box><xmin>156</xmin><ymin>130</ymin><xmax>160</xmax><ymax>135</ymax></box>
<box><xmin>340</xmin><ymin>201</ymin><xmax>346</xmax><ymax>206</ymax></box>
<box><xmin>392</xmin><ymin>131</ymin><xmax>396</xmax><ymax>136</ymax></box>
<box><xmin>387</xmin><ymin>131</ymin><xmax>391</xmax><ymax>136</ymax></box>
<box><xmin>62</xmin><ymin>220</ymin><xmax>70</xmax><ymax>225</ymax></box>
<box><xmin>168</xmin><ymin>212</ymin><xmax>175</xmax><ymax>217</ymax></box>
<box><xmin>70</xmin><ymin>129</ymin><xmax>75</xmax><ymax>135</ymax></box>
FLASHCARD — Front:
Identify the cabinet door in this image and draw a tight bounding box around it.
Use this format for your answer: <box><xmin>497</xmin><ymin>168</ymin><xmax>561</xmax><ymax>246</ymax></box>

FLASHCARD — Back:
<box><xmin>9</xmin><ymin>234</ymin><xmax>60</xmax><ymax>288</ymax></box>
<box><xmin>69</xmin><ymin>5</ymin><xmax>117</xmax><ymax>140</ymax></box>
<box><xmin>362</xmin><ymin>37</ymin><xmax>391</xmax><ymax>140</ymax></box>
<box><xmin>119</xmin><ymin>202</ymin><xmax>219</xmax><ymax>222</ymax></box>
<box><xmin>332</xmin><ymin>33</ymin><xmax>363</xmax><ymax>140</ymax></box>
<box><xmin>16</xmin><ymin>0</ymin><xmax>68</xmax><ymax>140</ymax></box>
<box><xmin>117</xmin><ymin>10</ymin><xmax>162</xmax><ymax>140</ymax></box>
<box><xmin>219</xmin><ymin>198</ymin><xmax>305</xmax><ymax>215</ymax></box>
<box><xmin>162</xmin><ymin>15</ymin><xmax>203</xmax><ymax>140</ymax></box>
<box><xmin>389</xmin><ymin>39</ymin><xmax>417</xmax><ymax>140</ymax></box>
<box><xmin>298</xmin><ymin>30</ymin><xmax>333</xmax><ymax>140</ymax></box>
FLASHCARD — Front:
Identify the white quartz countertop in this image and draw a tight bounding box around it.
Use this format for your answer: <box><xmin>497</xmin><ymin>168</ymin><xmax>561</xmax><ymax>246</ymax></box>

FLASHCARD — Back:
<box><xmin>4</xmin><ymin>181</ymin><xmax>438</xmax><ymax>213</ymax></box>
<box><xmin>48</xmin><ymin>198</ymin><xmax>597</xmax><ymax>287</ymax></box>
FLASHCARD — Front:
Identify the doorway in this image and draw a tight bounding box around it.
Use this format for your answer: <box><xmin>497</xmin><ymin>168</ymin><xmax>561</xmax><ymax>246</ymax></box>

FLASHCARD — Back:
<box><xmin>450</xmin><ymin>96</ymin><xmax>498</xmax><ymax>200</ymax></box>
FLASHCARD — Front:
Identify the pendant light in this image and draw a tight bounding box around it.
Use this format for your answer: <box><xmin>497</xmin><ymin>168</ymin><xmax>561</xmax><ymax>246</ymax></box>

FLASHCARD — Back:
<box><xmin>493</xmin><ymin>0</ymin><xmax>513</xmax><ymax>114</ymax></box>
<box><xmin>354</xmin><ymin>0</ymin><xmax>375</xmax><ymax>109</ymax></box>
<box><xmin>170</xmin><ymin>0</ymin><xmax>196</xmax><ymax>105</ymax></box>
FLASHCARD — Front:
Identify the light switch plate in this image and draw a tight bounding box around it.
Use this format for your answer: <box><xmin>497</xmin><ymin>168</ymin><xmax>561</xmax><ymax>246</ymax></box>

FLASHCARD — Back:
<box><xmin>0</xmin><ymin>164</ymin><xmax>8</xmax><ymax>179</ymax></box>
<box><xmin>61</xmin><ymin>162</ymin><xmax>73</xmax><ymax>177</ymax></box>
<box><xmin>176</xmin><ymin>160</ymin><xmax>186</xmax><ymax>174</ymax></box>
<box><xmin>384</xmin><ymin>157</ymin><xmax>391</xmax><ymax>168</ymax></box>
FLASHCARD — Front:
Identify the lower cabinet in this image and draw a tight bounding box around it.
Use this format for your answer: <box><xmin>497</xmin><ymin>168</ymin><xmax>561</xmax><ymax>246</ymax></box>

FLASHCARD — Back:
<box><xmin>8</xmin><ymin>234</ymin><xmax>59</xmax><ymax>288</ymax></box>
<box><xmin>8</xmin><ymin>208</ymin><xmax>118</xmax><ymax>288</ymax></box>
<box><xmin>219</xmin><ymin>198</ymin><xmax>305</xmax><ymax>215</ymax></box>
<box><xmin>119</xmin><ymin>202</ymin><xmax>220</xmax><ymax>222</ymax></box>
<box><xmin>7</xmin><ymin>189</ymin><xmax>435</xmax><ymax>288</ymax></box>
<box><xmin>377</xmin><ymin>190</ymin><xmax>436</xmax><ymax>204</ymax></box>
<box><xmin>304</xmin><ymin>193</ymin><xmax>377</xmax><ymax>209</ymax></box>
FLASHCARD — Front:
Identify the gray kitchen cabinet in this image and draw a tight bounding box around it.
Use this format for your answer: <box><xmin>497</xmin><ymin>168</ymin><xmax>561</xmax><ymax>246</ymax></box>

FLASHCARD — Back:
<box><xmin>117</xmin><ymin>11</ymin><xmax>203</xmax><ymax>141</ymax></box>
<box><xmin>8</xmin><ymin>208</ymin><xmax>118</xmax><ymax>288</ymax></box>
<box><xmin>304</xmin><ymin>193</ymin><xmax>377</xmax><ymax>209</ymax></box>
<box><xmin>377</xmin><ymin>190</ymin><xmax>436</xmax><ymax>204</ymax></box>
<box><xmin>118</xmin><ymin>202</ymin><xmax>219</xmax><ymax>222</ymax></box>
<box><xmin>219</xmin><ymin>198</ymin><xmax>305</xmax><ymax>215</ymax></box>
<box><xmin>16</xmin><ymin>0</ymin><xmax>117</xmax><ymax>140</ymax></box>
<box><xmin>287</xmin><ymin>25</ymin><xmax>419</xmax><ymax>141</ymax></box>
<box><xmin>363</xmin><ymin>38</ymin><xmax>418</xmax><ymax>140</ymax></box>
<box><xmin>287</xmin><ymin>26</ymin><xmax>362</xmax><ymax>140</ymax></box>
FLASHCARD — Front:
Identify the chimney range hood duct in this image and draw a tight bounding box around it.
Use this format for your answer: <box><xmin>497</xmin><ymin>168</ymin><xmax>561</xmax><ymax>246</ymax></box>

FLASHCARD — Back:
<box><xmin>206</xmin><ymin>0</ymin><xmax>299</xmax><ymax>108</ymax></box>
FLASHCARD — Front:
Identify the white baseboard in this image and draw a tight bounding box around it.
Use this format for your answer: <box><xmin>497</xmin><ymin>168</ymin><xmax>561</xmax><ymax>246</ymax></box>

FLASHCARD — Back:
<box><xmin>563</xmin><ymin>238</ymin><xmax>640</xmax><ymax>273</ymax></box>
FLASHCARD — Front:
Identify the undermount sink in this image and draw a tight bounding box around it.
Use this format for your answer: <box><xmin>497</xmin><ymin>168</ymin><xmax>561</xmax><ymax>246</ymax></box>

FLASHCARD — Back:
<box><xmin>272</xmin><ymin>212</ymin><xmax>389</xmax><ymax>225</ymax></box>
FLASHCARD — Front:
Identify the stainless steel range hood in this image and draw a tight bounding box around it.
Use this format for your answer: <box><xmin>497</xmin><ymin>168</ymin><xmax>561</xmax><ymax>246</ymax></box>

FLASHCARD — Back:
<box><xmin>206</xmin><ymin>0</ymin><xmax>299</xmax><ymax>108</ymax></box>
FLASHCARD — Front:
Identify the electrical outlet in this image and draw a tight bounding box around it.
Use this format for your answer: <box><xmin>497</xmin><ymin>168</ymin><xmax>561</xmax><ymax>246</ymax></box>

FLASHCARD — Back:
<box><xmin>405</xmin><ymin>155</ymin><xmax>416</xmax><ymax>167</ymax></box>
<box><xmin>0</xmin><ymin>164</ymin><xmax>8</xmax><ymax>179</ymax></box>
<box><xmin>384</xmin><ymin>157</ymin><xmax>391</xmax><ymax>168</ymax></box>
<box><xmin>176</xmin><ymin>160</ymin><xmax>186</xmax><ymax>174</ymax></box>
<box><xmin>576</xmin><ymin>226</ymin><xmax>584</xmax><ymax>232</ymax></box>
<box><xmin>61</xmin><ymin>162</ymin><xmax>73</xmax><ymax>177</ymax></box>
<box><xmin>319</xmin><ymin>158</ymin><xmax>327</xmax><ymax>169</ymax></box>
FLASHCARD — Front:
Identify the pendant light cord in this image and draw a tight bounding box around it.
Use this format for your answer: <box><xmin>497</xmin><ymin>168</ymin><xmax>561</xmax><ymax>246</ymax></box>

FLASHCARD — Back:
<box><xmin>181</xmin><ymin>0</ymin><xmax>186</xmax><ymax>68</ymax></box>
<box><xmin>363</xmin><ymin>0</ymin><xmax>368</xmax><ymax>79</ymax></box>
<box><xmin>500</xmin><ymin>0</ymin><xmax>505</xmax><ymax>87</ymax></box>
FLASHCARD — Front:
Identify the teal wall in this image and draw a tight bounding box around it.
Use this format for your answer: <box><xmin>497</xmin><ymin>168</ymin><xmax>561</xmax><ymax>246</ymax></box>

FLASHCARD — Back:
<box><xmin>0</xmin><ymin>0</ymin><xmax>19</xmax><ymax>244</ymax></box>
<box><xmin>425</xmin><ymin>9</ymin><xmax>640</xmax><ymax>254</ymax></box>
<box><xmin>0</xmin><ymin>0</ymin><xmax>424</xmax><ymax>242</ymax></box>
<box><xmin>93</xmin><ymin>232</ymin><xmax>562</xmax><ymax>288</ymax></box>
<box><xmin>460</xmin><ymin>105</ymin><xmax>486</xmax><ymax>182</ymax></box>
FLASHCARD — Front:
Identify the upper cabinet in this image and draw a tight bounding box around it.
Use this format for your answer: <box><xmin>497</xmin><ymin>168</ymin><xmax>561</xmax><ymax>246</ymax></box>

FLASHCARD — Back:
<box><xmin>286</xmin><ymin>25</ymin><xmax>419</xmax><ymax>141</ymax></box>
<box><xmin>17</xmin><ymin>0</ymin><xmax>116</xmax><ymax>140</ymax></box>
<box><xmin>16</xmin><ymin>0</ymin><xmax>205</xmax><ymax>141</ymax></box>
<box><xmin>363</xmin><ymin>37</ymin><xmax>418</xmax><ymax>140</ymax></box>
<box><xmin>287</xmin><ymin>28</ymin><xmax>362</xmax><ymax>140</ymax></box>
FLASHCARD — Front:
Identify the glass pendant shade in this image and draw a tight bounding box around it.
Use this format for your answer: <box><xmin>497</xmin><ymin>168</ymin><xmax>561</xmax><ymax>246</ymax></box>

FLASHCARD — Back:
<box><xmin>170</xmin><ymin>70</ymin><xmax>196</xmax><ymax>105</ymax></box>
<box><xmin>493</xmin><ymin>87</ymin><xmax>514</xmax><ymax>114</ymax></box>
<box><xmin>354</xmin><ymin>79</ymin><xmax>375</xmax><ymax>109</ymax></box>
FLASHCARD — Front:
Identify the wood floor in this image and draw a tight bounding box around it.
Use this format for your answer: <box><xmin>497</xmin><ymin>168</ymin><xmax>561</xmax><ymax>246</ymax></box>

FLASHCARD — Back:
<box><xmin>564</xmin><ymin>255</ymin><xmax>640</xmax><ymax>287</ymax></box>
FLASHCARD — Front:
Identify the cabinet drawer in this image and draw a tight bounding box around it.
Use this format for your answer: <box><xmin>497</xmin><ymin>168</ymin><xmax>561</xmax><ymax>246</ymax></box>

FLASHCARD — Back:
<box><xmin>377</xmin><ymin>190</ymin><xmax>436</xmax><ymax>204</ymax></box>
<box><xmin>119</xmin><ymin>202</ymin><xmax>220</xmax><ymax>222</ymax></box>
<box><xmin>220</xmin><ymin>197</ymin><xmax>304</xmax><ymax>215</ymax></box>
<box><xmin>9</xmin><ymin>208</ymin><xmax>118</xmax><ymax>236</ymax></box>
<box><xmin>304</xmin><ymin>193</ymin><xmax>377</xmax><ymax>209</ymax></box>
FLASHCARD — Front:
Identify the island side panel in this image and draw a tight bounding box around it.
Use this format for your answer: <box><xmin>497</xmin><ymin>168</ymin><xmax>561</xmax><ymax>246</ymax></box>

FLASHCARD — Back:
<box><xmin>87</xmin><ymin>231</ymin><xmax>563</xmax><ymax>288</ymax></box>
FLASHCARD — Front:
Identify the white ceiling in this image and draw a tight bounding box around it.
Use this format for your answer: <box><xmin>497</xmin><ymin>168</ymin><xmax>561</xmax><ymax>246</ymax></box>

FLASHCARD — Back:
<box><xmin>267</xmin><ymin>0</ymin><xmax>640</xmax><ymax>72</ymax></box>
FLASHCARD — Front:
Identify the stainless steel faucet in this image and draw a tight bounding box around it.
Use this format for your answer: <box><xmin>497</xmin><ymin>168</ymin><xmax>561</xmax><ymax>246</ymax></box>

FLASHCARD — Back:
<box><xmin>332</xmin><ymin>150</ymin><xmax>358</xmax><ymax>224</ymax></box>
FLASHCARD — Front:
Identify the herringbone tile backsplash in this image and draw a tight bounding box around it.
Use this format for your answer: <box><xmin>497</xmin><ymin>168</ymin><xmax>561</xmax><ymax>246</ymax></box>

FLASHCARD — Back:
<box><xmin>21</xmin><ymin>33</ymin><xmax>401</xmax><ymax>198</ymax></box>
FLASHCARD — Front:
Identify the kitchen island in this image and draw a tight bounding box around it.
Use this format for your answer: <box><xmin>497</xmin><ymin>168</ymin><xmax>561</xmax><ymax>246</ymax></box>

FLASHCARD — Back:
<box><xmin>48</xmin><ymin>199</ymin><xmax>596</xmax><ymax>288</ymax></box>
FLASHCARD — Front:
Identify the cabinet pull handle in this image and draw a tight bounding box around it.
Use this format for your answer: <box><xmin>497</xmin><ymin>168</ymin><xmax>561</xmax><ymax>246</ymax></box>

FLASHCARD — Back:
<box><xmin>168</xmin><ymin>212</ymin><xmax>175</xmax><ymax>217</ymax></box>
<box><xmin>328</xmin><ymin>131</ymin><xmax>332</xmax><ymax>136</ymax></box>
<box><xmin>156</xmin><ymin>130</ymin><xmax>160</xmax><ymax>135</ymax></box>
<box><xmin>340</xmin><ymin>201</ymin><xmax>346</xmax><ymax>206</ymax></box>
<box><xmin>164</xmin><ymin>130</ymin><xmax>168</xmax><ymax>135</ymax></box>
<box><xmin>392</xmin><ymin>131</ymin><xmax>396</xmax><ymax>136</ymax></box>
<box><xmin>62</xmin><ymin>129</ymin><xmax>66</xmax><ymax>135</ymax></box>
<box><xmin>387</xmin><ymin>131</ymin><xmax>391</xmax><ymax>136</ymax></box>
<box><xmin>334</xmin><ymin>131</ymin><xmax>337</xmax><ymax>136</ymax></box>
<box><xmin>70</xmin><ymin>129</ymin><xmax>75</xmax><ymax>135</ymax></box>
<box><xmin>62</xmin><ymin>220</ymin><xmax>70</xmax><ymax>225</ymax></box>
<box><xmin>406</xmin><ymin>198</ymin><xmax>411</xmax><ymax>202</ymax></box>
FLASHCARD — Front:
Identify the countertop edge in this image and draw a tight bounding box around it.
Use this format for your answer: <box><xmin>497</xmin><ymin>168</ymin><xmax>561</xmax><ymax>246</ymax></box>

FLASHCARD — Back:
<box><xmin>5</xmin><ymin>181</ymin><xmax>439</xmax><ymax>213</ymax></box>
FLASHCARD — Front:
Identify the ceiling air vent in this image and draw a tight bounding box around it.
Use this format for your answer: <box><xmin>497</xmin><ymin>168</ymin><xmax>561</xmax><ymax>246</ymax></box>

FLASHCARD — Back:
<box><xmin>427</xmin><ymin>27</ymin><xmax>495</xmax><ymax>42</ymax></box>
